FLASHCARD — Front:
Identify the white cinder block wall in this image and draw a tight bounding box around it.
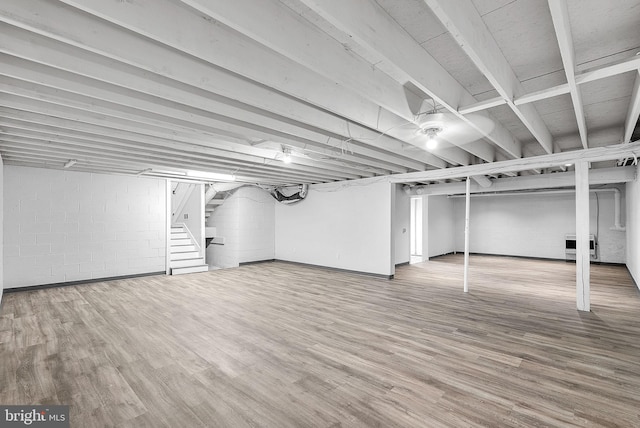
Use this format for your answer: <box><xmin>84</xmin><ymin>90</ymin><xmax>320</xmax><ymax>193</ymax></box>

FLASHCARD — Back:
<box><xmin>626</xmin><ymin>175</ymin><xmax>640</xmax><ymax>287</ymax></box>
<box><xmin>275</xmin><ymin>180</ymin><xmax>394</xmax><ymax>276</ymax></box>
<box><xmin>427</xmin><ymin>195</ymin><xmax>455</xmax><ymax>258</ymax></box>
<box><xmin>206</xmin><ymin>192</ymin><xmax>240</xmax><ymax>268</ymax></box>
<box><xmin>0</xmin><ymin>155</ymin><xmax>4</xmax><ymax>303</ymax></box>
<box><xmin>452</xmin><ymin>189</ymin><xmax>626</xmax><ymax>263</ymax></box>
<box><xmin>206</xmin><ymin>186</ymin><xmax>275</xmax><ymax>268</ymax></box>
<box><xmin>4</xmin><ymin>166</ymin><xmax>166</xmax><ymax>289</ymax></box>
<box><xmin>238</xmin><ymin>186</ymin><xmax>275</xmax><ymax>263</ymax></box>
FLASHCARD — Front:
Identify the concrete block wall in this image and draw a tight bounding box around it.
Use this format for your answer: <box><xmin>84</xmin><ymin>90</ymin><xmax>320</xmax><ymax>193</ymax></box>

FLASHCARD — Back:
<box><xmin>238</xmin><ymin>186</ymin><xmax>275</xmax><ymax>263</ymax></box>
<box><xmin>206</xmin><ymin>186</ymin><xmax>275</xmax><ymax>268</ymax></box>
<box><xmin>4</xmin><ymin>166</ymin><xmax>166</xmax><ymax>289</ymax></box>
<box><xmin>206</xmin><ymin>194</ymin><xmax>240</xmax><ymax>269</ymax></box>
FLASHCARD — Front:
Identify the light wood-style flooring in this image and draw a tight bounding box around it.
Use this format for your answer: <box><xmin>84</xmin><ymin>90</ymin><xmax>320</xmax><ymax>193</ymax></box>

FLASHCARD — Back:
<box><xmin>1</xmin><ymin>255</ymin><xmax>640</xmax><ymax>427</ymax></box>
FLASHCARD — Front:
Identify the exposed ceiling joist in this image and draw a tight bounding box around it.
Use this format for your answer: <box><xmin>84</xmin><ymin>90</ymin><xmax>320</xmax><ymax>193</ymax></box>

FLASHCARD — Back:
<box><xmin>471</xmin><ymin>175</ymin><xmax>493</xmax><ymax>188</ymax></box>
<box><xmin>389</xmin><ymin>140</ymin><xmax>640</xmax><ymax>183</ymax></box>
<box><xmin>548</xmin><ymin>0</ymin><xmax>588</xmax><ymax>150</ymax></box>
<box><xmin>49</xmin><ymin>0</ymin><xmax>453</xmax><ymax>169</ymax></box>
<box><xmin>0</xmin><ymin>0</ymin><xmax>637</xmax><ymax>184</ymax></box>
<box><xmin>297</xmin><ymin>0</ymin><xmax>521</xmax><ymax>160</ymax></box>
<box><xmin>423</xmin><ymin>0</ymin><xmax>553</xmax><ymax>154</ymax></box>
<box><xmin>460</xmin><ymin>55</ymin><xmax>640</xmax><ymax>113</ymax></box>
<box><xmin>408</xmin><ymin>166</ymin><xmax>635</xmax><ymax>196</ymax></box>
<box><xmin>624</xmin><ymin>71</ymin><xmax>640</xmax><ymax>143</ymax></box>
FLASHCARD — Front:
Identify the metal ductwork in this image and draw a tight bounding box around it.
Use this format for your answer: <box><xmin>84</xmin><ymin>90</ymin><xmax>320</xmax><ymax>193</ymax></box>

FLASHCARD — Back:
<box><xmin>270</xmin><ymin>184</ymin><xmax>309</xmax><ymax>204</ymax></box>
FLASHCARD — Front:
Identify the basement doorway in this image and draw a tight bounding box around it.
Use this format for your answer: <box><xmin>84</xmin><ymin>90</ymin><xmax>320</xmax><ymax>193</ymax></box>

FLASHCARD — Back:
<box><xmin>410</xmin><ymin>197</ymin><xmax>423</xmax><ymax>264</ymax></box>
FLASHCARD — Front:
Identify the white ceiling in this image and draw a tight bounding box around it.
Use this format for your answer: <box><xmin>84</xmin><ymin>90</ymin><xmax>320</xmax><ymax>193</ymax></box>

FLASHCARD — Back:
<box><xmin>0</xmin><ymin>0</ymin><xmax>638</xmax><ymax>185</ymax></box>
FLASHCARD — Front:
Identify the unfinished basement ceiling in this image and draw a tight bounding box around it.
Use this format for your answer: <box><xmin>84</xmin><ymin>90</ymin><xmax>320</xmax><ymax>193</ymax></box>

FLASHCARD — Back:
<box><xmin>0</xmin><ymin>0</ymin><xmax>638</xmax><ymax>185</ymax></box>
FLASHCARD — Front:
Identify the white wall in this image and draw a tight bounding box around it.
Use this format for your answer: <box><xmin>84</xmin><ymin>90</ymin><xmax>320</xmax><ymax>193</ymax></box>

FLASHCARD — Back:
<box><xmin>452</xmin><ymin>189</ymin><xmax>626</xmax><ymax>263</ymax></box>
<box><xmin>4</xmin><ymin>166</ymin><xmax>166</xmax><ymax>289</ymax></box>
<box><xmin>427</xmin><ymin>195</ymin><xmax>455</xmax><ymax>258</ymax></box>
<box><xmin>394</xmin><ymin>184</ymin><xmax>410</xmax><ymax>265</ymax></box>
<box><xmin>275</xmin><ymin>180</ymin><xmax>394</xmax><ymax>276</ymax></box>
<box><xmin>0</xmin><ymin>155</ymin><xmax>3</xmax><ymax>304</ymax></box>
<box><xmin>206</xmin><ymin>186</ymin><xmax>275</xmax><ymax>268</ymax></box>
<box><xmin>238</xmin><ymin>186</ymin><xmax>275</xmax><ymax>264</ymax></box>
<box><xmin>627</xmin><ymin>174</ymin><xmax>640</xmax><ymax>287</ymax></box>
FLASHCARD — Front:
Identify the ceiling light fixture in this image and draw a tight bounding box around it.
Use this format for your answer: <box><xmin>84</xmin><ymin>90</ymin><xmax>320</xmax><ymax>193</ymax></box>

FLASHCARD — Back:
<box><xmin>282</xmin><ymin>146</ymin><xmax>292</xmax><ymax>164</ymax></box>
<box><xmin>63</xmin><ymin>159</ymin><xmax>77</xmax><ymax>169</ymax></box>
<box><xmin>420</xmin><ymin>126</ymin><xmax>443</xmax><ymax>150</ymax></box>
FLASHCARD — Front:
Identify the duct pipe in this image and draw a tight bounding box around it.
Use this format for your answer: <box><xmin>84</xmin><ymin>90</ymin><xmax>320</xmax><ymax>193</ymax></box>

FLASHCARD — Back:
<box><xmin>449</xmin><ymin>188</ymin><xmax>625</xmax><ymax>231</ymax></box>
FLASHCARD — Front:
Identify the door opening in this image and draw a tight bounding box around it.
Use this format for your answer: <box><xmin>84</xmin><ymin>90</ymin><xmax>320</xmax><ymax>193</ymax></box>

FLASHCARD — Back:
<box><xmin>410</xmin><ymin>197</ymin><xmax>423</xmax><ymax>264</ymax></box>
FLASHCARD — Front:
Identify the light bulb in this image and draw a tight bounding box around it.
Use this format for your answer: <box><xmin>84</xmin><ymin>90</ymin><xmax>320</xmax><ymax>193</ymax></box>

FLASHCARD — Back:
<box><xmin>283</xmin><ymin>152</ymin><xmax>292</xmax><ymax>164</ymax></box>
<box><xmin>426</xmin><ymin>137</ymin><xmax>438</xmax><ymax>150</ymax></box>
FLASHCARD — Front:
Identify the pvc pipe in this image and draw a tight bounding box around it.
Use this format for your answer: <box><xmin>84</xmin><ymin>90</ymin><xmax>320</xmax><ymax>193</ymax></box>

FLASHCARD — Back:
<box><xmin>463</xmin><ymin>177</ymin><xmax>471</xmax><ymax>293</ymax></box>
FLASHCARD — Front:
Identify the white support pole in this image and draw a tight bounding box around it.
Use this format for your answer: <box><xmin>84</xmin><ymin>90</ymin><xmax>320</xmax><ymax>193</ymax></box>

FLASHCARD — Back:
<box><xmin>165</xmin><ymin>179</ymin><xmax>172</xmax><ymax>275</ymax></box>
<box><xmin>463</xmin><ymin>177</ymin><xmax>471</xmax><ymax>293</ymax></box>
<box><xmin>575</xmin><ymin>161</ymin><xmax>590</xmax><ymax>311</ymax></box>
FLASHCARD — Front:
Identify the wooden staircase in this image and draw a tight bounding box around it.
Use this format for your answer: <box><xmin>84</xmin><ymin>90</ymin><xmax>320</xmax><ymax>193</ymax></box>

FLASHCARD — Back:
<box><xmin>170</xmin><ymin>225</ymin><xmax>208</xmax><ymax>275</ymax></box>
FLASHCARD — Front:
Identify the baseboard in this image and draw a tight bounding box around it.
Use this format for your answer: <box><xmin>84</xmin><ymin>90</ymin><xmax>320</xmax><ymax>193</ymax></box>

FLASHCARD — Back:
<box><xmin>3</xmin><ymin>271</ymin><xmax>166</xmax><ymax>294</ymax></box>
<box><xmin>627</xmin><ymin>266</ymin><xmax>640</xmax><ymax>294</ymax></box>
<box><xmin>427</xmin><ymin>252</ymin><xmax>455</xmax><ymax>260</ymax></box>
<box><xmin>239</xmin><ymin>259</ymin><xmax>276</xmax><ymax>266</ymax></box>
<box><xmin>275</xmin><ymin>259</ymin><xmax>394</xmax><ymax>280</ymax></box>
<box><xmin>460</xmin><ymin>252</ymin><xmax>626</xmax><ymax>266</ymax></box>
<box><xmin>395</xmin><ymin>261</ymin><xmax>410</xmax><ymax>267</ymax></box>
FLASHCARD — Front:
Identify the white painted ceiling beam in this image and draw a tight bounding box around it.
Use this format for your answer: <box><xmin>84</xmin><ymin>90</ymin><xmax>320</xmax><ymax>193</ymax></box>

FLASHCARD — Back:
<box><xmin>409</xmin><ymin>166</ymin><xmax>635</xmax><ymax>195</ymax></box>
<box><xmin>296</xmin><ymin>0</ymin><xmax>520</xmax><ymax>160</ymax></box>
<box><xmin>461</xmin><ymin>55</ymin><xmax>640</xmax><ymax>113</ymax></box>
<box><xmin>0</xmin><ymin>0</ymin><xmax>451</xmax><ymax>169</ymax></box>
<box><xmin>458</xmin><ymin>97</ymin><xmax>505</xmax><ymax>115</ymax></box>
<box><xmin>0</xmin><ymin>148</ymin><xmax>314</xmax><ymax>185</ymax></box>
<box><xmin>423</xmin><ymin>0</ymin><xmax>554</xmax><ymax>154</ymax></box>
<box><xmin>175</xmin><ymin>0</ymin><xmax>413</xmax><ymax>121</ymax></box>
<box><xmin>0</xmin><ymin>135</ymin><xmax>334</xmax><ymax>182</ymax></box>
<box><xmin>0</xmin><ymin>113</ymin><xmax>377</xmax><ymax>179</ymax></box>
<box><xmin>0</xmin><ymin>140</ymin><xmax>330</xmax><ymax>184</ymax></box>
<box><xmin>175</xmin><ymin>0</ymin><xmax>471</xmax><ymax>167</ymax></box>
<box><xmin>471</xmin><ymin>175</ymin><xmax>493</xmax><ymax>188</ymax></box>
<box><xmin>4</xmin><ymin>157</ymin><xmax>290</xmax><ymax>184</ymax></box>
<box><xmin>0</xmin><ymin>21</ymin><xmax>451</xmax><ymax>170</ymax></box>
<box><xmin>548</xmin><ymin>0</ymin><xmax>588</xmax><ymax>149</ymax></box>
<box><xmin>0</xmin><ymin>81</ymin><xmax>407</xmax><ymax>175</ymax></box>
<box><xmin>389</xmin><ymin>140</ymin><xmax>640</xmax><ymax>183</ymax></box>
<box><xmin>0</xmin><ymin>103</ymin><xmax>387</xmax><ymax>178</ymax></box>
<box><xmin>623</xmin><ymin>71</ymin><xmax>640</xmax><ymax>143</ymax></box>
<box><xmin>0</xmin><ymin>54</ymin><xmax>423</xmax><ymax>173</ymax></box>
<box><xmin>0</xmin><ymin>125</ymin><xmax>360</xmax><ymax>182</ymax></box>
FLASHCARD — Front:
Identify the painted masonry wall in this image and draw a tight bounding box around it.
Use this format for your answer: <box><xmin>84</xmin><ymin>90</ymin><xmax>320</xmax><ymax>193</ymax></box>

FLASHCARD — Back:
<box><xmin>206</xmin><ymin>186</ymin><xmax>275</xmax><ymax>268</ymax></box>
<box><xmin>452</xmin><ymin>189</ymin><xmax>626</xmax><ymax>263</ymax></box>
<box><xmin>238</xmin><ymin>186</ymin><xmax>275</xmax><ymax>264</ymax></box>
<box><xmin>3</xmin><ymin>166</ymin><xmax>166</xmax><ymax>289</ymax></box>
<box><xmin>0</xmin><ymin>155</ymin><xmax>3</xmax><ymax>304</ymax></box>
<box><xmin>275</xmin><ymin>180</ymin><xmax>394</xmax><ymax>276</ymax></box>
<box><xmin>427</xmin><ymin>195</ymin><xmax>455</xmax><ymax>258</ymax></box>
<box><xmin>626</xmin><ymin>174</ymin><xmax>640</xmax><ymax>287</ymax></box>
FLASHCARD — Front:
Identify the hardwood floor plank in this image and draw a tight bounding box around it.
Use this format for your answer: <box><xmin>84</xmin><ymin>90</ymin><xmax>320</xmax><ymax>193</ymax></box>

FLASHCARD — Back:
<box><xmin>1</xmin><ymin>255</ymin><xmax>639</xmax><ymax>426</ymax></box>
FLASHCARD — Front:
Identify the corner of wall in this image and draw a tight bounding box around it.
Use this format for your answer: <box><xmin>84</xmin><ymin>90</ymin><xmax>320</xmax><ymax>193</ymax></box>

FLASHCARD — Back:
<box><xmin>626</xmin><ymin>173</ymin><xmax>640</xmax><ymax>289</ymax></box>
